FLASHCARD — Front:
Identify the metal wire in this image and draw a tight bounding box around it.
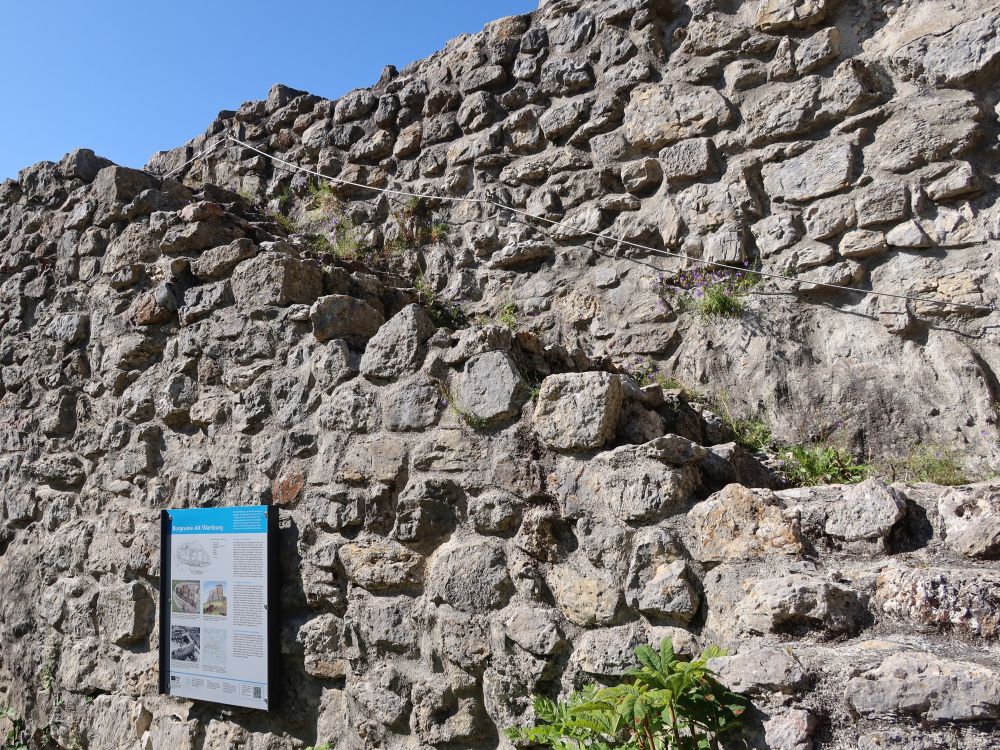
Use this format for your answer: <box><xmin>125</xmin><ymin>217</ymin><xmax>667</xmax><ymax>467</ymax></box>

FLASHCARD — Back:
<box><xmin>211</xmin><ymin>134</ymin><xmax>995</xmax><ymax>313</ymax></box>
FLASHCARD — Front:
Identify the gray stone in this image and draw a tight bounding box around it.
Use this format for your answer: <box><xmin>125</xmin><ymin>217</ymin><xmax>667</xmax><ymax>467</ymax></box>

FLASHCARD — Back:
<box><xmin>334</xmin><ymin>88</ymin><xmax>378</xmax><ymax>122</ymax></box>
<box><xmin>540</xmin><ymin>58</ymin><xmax>594</xmax><ymax>95</ymax></box>
<box><xmin>461</xmin><ymin>64</ymin><xmax>507</xmax><ymax>93</ymax></box>
<box><xmin>538</xmin><ymin>99</ymin><xmax>589</xmax><ymax>141</ymax></box>
<box><xmin>59</xmin><ymin>148</ymin><xmax>113</xmax><ymax>182</ymax></box>
<box><xmin>847</xmin><ymin>652</ymin><xmax>1000</xmax><ymax>723</ymax></box>
<box><xmin>190</xmin><ymin>238</ymin><xmax>256</xmax><ymax>279</ymax></box>
<box><xmin>824</xmin><ymin>478</ymin><xmax>906</xmax><ymax>542</ymax></box>
<box><xmin>926</xmin><ymin>163</ymin><xmax>980</xmax><ymax>202</ymax></box>
<box><xmin>789</xmin><ymin>239</ymin><xmax>837</xmax><ymax>272</ymax></box>
<box><xmin>752</xmin><ymin>213</ymin><xmax>802</xmax><ymax>257</ymax></box>
<box><xmin>764</xmin><ymin>708</ymin><xmax>817</xmax><ymax>750</ymax></box>
<box><xmin>532</xmin><ymin>372</ymin><xmax>624</xmax><ymax>451</ymax></box>
<box><xmin>891</xmin><ymin>12</ymin><xmax>1000</xmax><ymax>87</ymax></box>
<box><xmin>575</xmin><ymin>437</ymin><xmax>705</xmax><ymax>522</ymax></box>
<box><xmin>502</xmin><ymin>602</ymin><xmax>565</xmax><ymax>656</ymax></box>
<box><xmin>468</xmin><ymin>489</ymin><xmax>524</xmax><ymax>535</ymax></box>
<box><xmin>392</xmin><ymin>478</ymin><xmax>460</xmax><ymax>544</ymax></box>
<box><xmin>351</xmin><ymin>129</ymin><xmax>394</xmax><ymax>162</ymax></box>
<box><xmin>733</xmin><ymin>572</ymin><xmax>866</xmax><ymax>637</ymax></box>
<box><xmin>707</xmin><ymin>647</ymin><xmax>809</xmax><ymax>694</ymax></box>
<box><xmin>451</xmin><ymin>350</ymin><xmax>528</xmax><ymax>427</ymax></box>
<box><xmin>382</xmin><ymin>378</ymin><xmax>440</xmax><ymax>431</ymax></box>
<box><xmin>794</xmin><ymin>27</ymin><xmax>840</xmax><ymax>74</ymax></box>
<box><xmin>45</xmin><ymin>313</ymin><xmax>88</xmax><ymax>345</ymax></box>
<box><xmin>428</xmin><ymin>540</ymin><xmax>513</xmax><ymax>613</ymax></box>
<box><xmin>624</xmin><ymin>83</ymin><xmax>732</xmax><ymax>150</ymax></box>
<box><xmin>310</xmin><ymin>294</ymin><xmax>384</xmax><ymax>344</ymax></box>
<box><xmin>869</xmin><ymin>91</ymin><xmax>980</xmax><ymax>173</ymax></box>
<box><xmin>96</xmin><ymin>582</ymin><xmax>154</xmax><ymax>646</ymax></box>
<box><xmin>620</xmin><ymin>159</ymin><xmax>662</xmax><ymax>195</ymax></box>
<box><xmin>349</xmin><ymin>590</ymin><xmax>416</xmax><ymax>652</ymax></box>
<box><xmin>571</xmin><ymin>624</ymin><xmax>644</xmax><ymax>676</ymax></box>
<box><xmin>856</xmin><ymin>182</ymin><xmax>909</xmax><ymax>228</ymax></box>
<box><xmin>160</xmin><ymin>220</ymin><xmax>243</xmax><ymax>254</ymax></box>
<box><xmin>360</xmin><ymin>304</ymin><xmax>436</xmax><ymax>380</ymax></box>
<box><xmin>92</xmin><ymin>165</ymin><xmax>158</xmax><ymax>206</ymax></box>
<box><xmin>839</xmin><ymin>229</ymin><xmax>887</xmax><ymax>259</ymax></box>
<box><xmin>762</xmin><ymin>138</ymin><xmax>856</xmax><ymax>202</ymax></box>
<box><xmin>803</xmin><ymin>194</ymin><xmax>856</xmax><ymax>240</ymax></box>
<box><xmin>231</xmin><ymin>251</ymin><xmax>322</xmax><ymax>308</ymax></box>
<box><xmin>938</xmin><ymin>484</ymin><xmax>1000</xmax><ymax>559</ymax></box>
<box><xmin>659</xmin><ymin>138</ymin><xmax>715</xmax><ymax>183</ymax></box>
<box><xmin>886</xmin><ymin>220</ymin><xmax>930</xmax><ymax>248</ymax></box>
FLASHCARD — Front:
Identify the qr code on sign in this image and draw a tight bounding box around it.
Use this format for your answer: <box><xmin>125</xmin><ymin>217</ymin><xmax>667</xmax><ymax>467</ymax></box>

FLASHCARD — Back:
<box><xmin>253</xmin><ymin>687</ymin><xmax>262</xmax><ymax>699</ymax></box>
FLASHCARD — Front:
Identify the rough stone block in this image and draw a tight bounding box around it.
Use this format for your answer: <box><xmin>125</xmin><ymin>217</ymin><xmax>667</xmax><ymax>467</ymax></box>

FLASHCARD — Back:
<box><xmin>938</xmin><ymin>483</ymin><xmax>1000</xmax><ymax>558</ymax></box>
<box><xmin>824</xmin><ymin>478</ymin><xmax>906</xmax><ymax>542</ymax></box>
<box><xmin>451</xmin><ymin>350</ymin><xmax>528</xmax><ymax>427</ymax></box>
<box><xmin>532</xmin><ymin>372</ymin><xmax>624</xmax><ymax>451</ymax></box>
<box><xmin>310</xmin><ymin>294</ymin><xmax>385</xmax><ymax>344</ymax></box>
<box><xmin>689</xmin><ymin>484</ymin><xmax>803</xmax><ymax>562</ymax></box>
<box><xmin>97</xmin><ymin>582</ymin><xmax>154</xmax><ymax>646</ymax></box>
<box><xmin>762</xmin><ymin>138</ymin><xmax>856</xmax><ymax>203</ymax></box>
<box><xmin>231</xmin><ymin>251</ymin><xmax>323</xmax><ymax>308</ymax></box>
<box><xmin>624</xmin><ymin>83</ymin><xmax>732</xmax><ymax>150</ymax></box>
<box><xmin>659</xmin><ymin>137</ymin><xmax>715</xmax><ymax>183</ymax></box>
<box><xmin>847</xmin><ymin>652</ymin><xmax>1000</xmax><ymax>722</ymax></box>
<box><xmin>360</xmin><ymin>304</ymin><xmax>436</xmax><ymax>380</ymax></box>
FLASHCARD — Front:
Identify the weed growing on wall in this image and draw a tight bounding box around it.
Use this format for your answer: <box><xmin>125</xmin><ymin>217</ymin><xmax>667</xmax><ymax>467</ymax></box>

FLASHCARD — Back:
<box><xmin>1</xmin><ymin>708</ymin><xmax>27</xmax><ymax>750</ymax></box>
<box><xmin>780</xmin><ymin>444</ymin><xmax>869</xmax><ymax>486</ymax></box>
<box><xmin>876</xmin><ymin>445</ymin><xmax>970</xmax><ymax>486</ymax></box>
<box><xmin>507</xmin><ymin>639</ymin><xmax>747</xmax><ymax>750</ymax></box>
<box><xmin>658</xmin><ymin>264</ymin><xmax>759</xmax><ymax>320</ymax></box>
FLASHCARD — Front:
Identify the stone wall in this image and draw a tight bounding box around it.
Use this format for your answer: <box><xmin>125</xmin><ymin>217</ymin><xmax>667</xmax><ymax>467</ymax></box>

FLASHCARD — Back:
<box><xmin>1</xmin><ymin>0</ymin><xmax>1000</xmax><ymax>748</ymax></box>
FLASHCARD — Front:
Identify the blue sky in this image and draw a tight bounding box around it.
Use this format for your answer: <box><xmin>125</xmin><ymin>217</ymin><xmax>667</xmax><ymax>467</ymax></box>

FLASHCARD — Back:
<box><xmin>1</xmin><ymin>0</ymin><xmax>538</xmax><ymax>181</ymax></box>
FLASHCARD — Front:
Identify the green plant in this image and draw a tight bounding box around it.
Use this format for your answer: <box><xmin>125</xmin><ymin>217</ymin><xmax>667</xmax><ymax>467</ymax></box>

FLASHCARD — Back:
<box><xmin>415</xmin><ymin>274</ymin><xmax>467</xmax><ymax>329</ymax></box>
<box><xmin>430</xmin><ymin>222</ymin><xmax>449</xmax><ymax>244</ymax></box>
<box><xmin>437</xmin><ymin>384</ymin><xmax>490</xmax><ymax>430</ymax></box>
<box><xmin>876</xmin><ymin>445</ymin><xmax>970</xmax><ymax>486</ymax></box>
<box><xmin>236</xmin><ymin>187</ymin><xmax>261</xmax><ymax>208</ymax></box>
<box><xmin>622</xmin><ymin>357</ymin><xmax>683</xmax><ymax>392</ymax></box>
<box><xmin>267</xmin><ymin>207</ymin><xmax>298</xmax><ymax>234</ymax></box>
<box><xmin>507</xmin><ymin>639</ymin><xmax>748</xmax><ymax>750</ymax></box>
<box><xmin>40</xmin><ymin>640</ymin><xmax>60</xmax><ymax>697</ymax></box>
<box><xmin>1</xmin><ymin>707</ymin><xmax>27</xmax><ymax>750</ymax></box>
<box><xmin>304</xmin><ymin>744</ymin><xmax>331</xmax><ymax>750</ymax></box>
<box><xmin>393</xmin><ymin>196</ymin><xmax>445</xmax><ymax>249</ymax></box>
<box><xmin>780</xmin><ymin>444</ymin><xmax>868</xmax><ymax>486</ymax></box>
<box><xmin>711</xmin><ymin>395</ymin><xmax>772</xmax><ymax>452</ymax></box>
<box><xmin>297</xmin><ymin>182</ymin><xmax>360</xmax><ymax>261</ymax></box>
<box><xmin>658</xmin><ymin>265</ymin><xmax>759</xmax><ymax>321</ymax></box>
<box><xmin>498</xmin><ymin>301</ymin><xmax>518</xmax><ymax>331</ymax></box>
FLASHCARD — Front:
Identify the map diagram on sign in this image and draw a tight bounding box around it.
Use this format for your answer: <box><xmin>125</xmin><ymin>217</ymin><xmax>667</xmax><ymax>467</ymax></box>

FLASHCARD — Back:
<box><xmin>202</xmin><ymin>628</ymin><xmax>228</xmax><ymax>668</ymax></box>
<box><xmin>177</xmin><ymin>542</ymin><xmax>211</xmax><ymax>572</ymax></box>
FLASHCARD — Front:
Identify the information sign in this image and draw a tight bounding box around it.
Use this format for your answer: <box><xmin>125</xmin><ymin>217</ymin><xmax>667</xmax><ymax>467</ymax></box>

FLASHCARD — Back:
<box><xmin>158</xmin><ymin>505</ymin><xmax>277</xmax><ymax>710</ymax></box>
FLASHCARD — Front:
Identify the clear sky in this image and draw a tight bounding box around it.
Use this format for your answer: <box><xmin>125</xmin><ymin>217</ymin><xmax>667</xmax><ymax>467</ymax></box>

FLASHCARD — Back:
<box><xmin>1</xmin><ymin>0</ymin><xmax>538</xmax><ymax>181</ymax></box>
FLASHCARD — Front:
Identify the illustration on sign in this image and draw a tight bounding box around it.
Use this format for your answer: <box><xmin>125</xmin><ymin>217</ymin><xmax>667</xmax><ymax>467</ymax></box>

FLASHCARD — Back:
<box><xmin>158</xmin><ymin>505</ymin><xmax>277</xmax><ymax>711</ymax></box>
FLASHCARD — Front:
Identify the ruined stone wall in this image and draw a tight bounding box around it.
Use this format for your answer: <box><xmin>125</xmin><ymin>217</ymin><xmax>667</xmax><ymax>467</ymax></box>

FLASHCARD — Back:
<box><xmin>1</xmin><ymin>1</ymin><xmax>1000</xmax><ymax>748</ymax></box>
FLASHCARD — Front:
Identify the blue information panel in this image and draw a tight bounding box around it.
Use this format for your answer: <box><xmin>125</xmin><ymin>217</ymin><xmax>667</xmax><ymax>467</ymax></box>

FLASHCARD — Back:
<box><xmin>158</xmin><ymin>506</ymin><xmax>277</xmax><ymax>710</ymax></box>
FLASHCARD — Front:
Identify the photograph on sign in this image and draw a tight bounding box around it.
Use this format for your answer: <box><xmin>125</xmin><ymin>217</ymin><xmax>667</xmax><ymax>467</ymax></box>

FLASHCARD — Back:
<box><xmin>159</xmin><ymin>505</ymin><xmax>276</xmax><ymax>711</ymax></box>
